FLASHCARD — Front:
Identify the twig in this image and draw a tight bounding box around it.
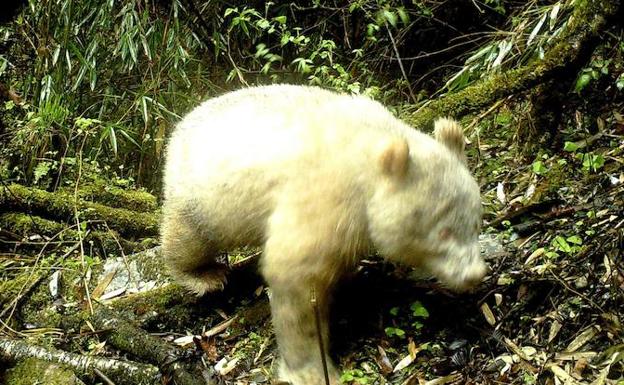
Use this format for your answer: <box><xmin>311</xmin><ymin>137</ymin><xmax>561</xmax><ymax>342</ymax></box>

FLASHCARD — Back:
<box><xmin>0</xmin><ymin>241</ymin><xmax>81</xmax><ymax>330</ymax></box>
<box><xmin>386</xmin><ymin>24</ymin><xmax>417</xmax><ymax>104</ymax></box>
<box><xmin>74</xmin><ymin>134</ymin><xmax>94</xmax><ymax>315</ymax></box>
<box><xmin>549</xmin><ymin>270</ymin><xmax>605</xmax><ymax>313</ymax></box>
<box><xmin>466</xmin><ymin>97</ymin><xmax>510</xmax><ymax>131</ymax></box>
<box><xmin>311</xmin><ymin>288</ymin><xmax>330</xmax><ymax>385</ymax></box>
<box><xmin>94</xmin><ymin>368</ymin><xmax>116</xmax><ymax>385</ymax></box>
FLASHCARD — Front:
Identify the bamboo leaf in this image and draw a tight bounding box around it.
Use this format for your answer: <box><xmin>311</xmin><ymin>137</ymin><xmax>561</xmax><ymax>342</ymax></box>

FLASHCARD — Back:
<box><xmin>527</xmin><ymin>11</ymin><xmax>548</xmax><ymax>47</ymax></box>
<box><xmin>108</xmin><ymin>126</ymin><xmax>118</xmax><ymax>156</ymax></box>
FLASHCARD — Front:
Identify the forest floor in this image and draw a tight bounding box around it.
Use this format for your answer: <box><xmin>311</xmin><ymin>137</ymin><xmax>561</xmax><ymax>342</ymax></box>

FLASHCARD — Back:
<box><xmin>1</xmin><ymin>103</ymin><xmax>623</xmax><ymax>385</ymax></box>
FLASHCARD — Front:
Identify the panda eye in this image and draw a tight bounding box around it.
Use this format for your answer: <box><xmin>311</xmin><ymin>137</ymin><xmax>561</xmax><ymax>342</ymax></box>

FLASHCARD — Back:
<box><xmin>439</xmin><ymin>228</ymin><xmax>452</xmax><ymax>240</ymax></box>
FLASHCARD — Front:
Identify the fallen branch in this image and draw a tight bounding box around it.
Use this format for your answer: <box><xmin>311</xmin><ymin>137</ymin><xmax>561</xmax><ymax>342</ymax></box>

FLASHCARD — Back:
<box><xmin>87</xmin><ymin>306</ymin><xmax>209</xmax><ymax>385</ymax></box>
<box><xmin>0</xmin><ymin>212</ymin><xmax>148</xmax><ymax>254</ymax></box>
<box><xmin>0</xmin><ymin>184</ymin><xmax>159</xmax><ymax>238</ymax></box>
<box><xmin>0</xmin><ymin>336</ymin><xmax>161</xmax><ymax>385</ymax></box>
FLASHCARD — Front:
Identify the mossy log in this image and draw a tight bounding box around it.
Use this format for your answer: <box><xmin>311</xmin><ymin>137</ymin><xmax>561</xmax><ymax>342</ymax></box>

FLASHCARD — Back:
<box><xmin>0</xmin><ymin>212</ymin><xmax>150</xmax><ymax>254</ymax></box>
<box><xmin>405</xmin><ymin>0</ymin><xmax>621</xmax><ymax>130</ymax></box>
<box><xmin>84</xmin><ymin>306</ymin><xmax>208</xmax><ymax>385</ymax></box>
<box><xmin>60</xmin><ymin>183</ymin><xmax>158</xmax><ymax>213</ymax></box>
<box><xmin>108</xmin><ymin>254</ymin><xmax>263</xmax><ymax>327</ymax></box>
<box><xmin>3</xmin><ymin>358</ymin><xmax>86</xmax><ymax>385</ymax></box>
<box><xmin>0</xmin><ymin>184</ymin><xmax>159</xmax><ymax>238</ymax></box>
<box><xmin>0</xmin><ymin>337</ymin><xmax>160</xmax><ymax>385</ymax></box>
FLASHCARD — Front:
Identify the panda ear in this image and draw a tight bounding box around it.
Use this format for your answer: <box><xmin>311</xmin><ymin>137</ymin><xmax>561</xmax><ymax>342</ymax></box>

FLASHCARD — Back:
<box><xmin>434</xmin><ymin>117</ymin><xmax>466</xmax><ymax>163</ymax></box>
<box><xmin>379</xmin><ymin>138</ymin><xmax>409</xmax><ymax>179</ymax></box>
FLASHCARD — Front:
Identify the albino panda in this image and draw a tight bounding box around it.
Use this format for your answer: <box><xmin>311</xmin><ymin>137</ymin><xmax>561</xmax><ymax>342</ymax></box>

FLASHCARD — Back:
<box><xmin>161</xmin><ymin>84</ymin><xmax>486</xmax><ymax>385</ymax></box>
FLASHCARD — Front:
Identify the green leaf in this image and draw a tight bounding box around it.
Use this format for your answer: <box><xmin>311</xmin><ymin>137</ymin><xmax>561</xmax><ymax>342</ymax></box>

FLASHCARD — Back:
<box><xmin>383</xmin><ymin>10</ymin><xmax>397</xmax><ymax>27</ymax></box>
<box><xmin>545</xmin><ymin>251</ymin><xmax>560</xmax><ymax>259</ymax></box>
<box><xmin>108</xmin><ymin>126</ymin><xmax>118</xmax><ymax>157</ymax></box>
<box><xmin>397</xmin><ymin>7</ymin><xmax>409</xmax><ymax>25</ymax></box>
<box><xmin>366</xmin><ymin>23</ymin><xmax>379</xmax><ymax>37</ymax></box>
<box><xmin>564</xmin><ymin>141</ymin><xmax>579</xmax><ymax>152</ymax></box>
<box><xmin>592</xmin><ymin>154</ymin><xmax>605</xmax><ymax>170</ymax></box>
<box><xmin>340</xmin><ymin>373</ymin><xmax>354</xmax><ymax>382</ymax></box>
<box><xmin>256</xmin><ymin>19</ymin><xmax>270</xmax><ymax>30</ymax></box>
<box><xmin>389</xmin><ymin>307</ymin><xmax>399</xmax><ymax>316</ymax></box>
<box><xmin>384</xmin><ymin>327</ymin><xmax>405</xmax><ymax>338</ymax></box>
<box><xmin>553</xmin><ymin>236</ymin><xmax>572</xmax><ymax>253</ymax></box>
<box><xmin>580</xmin><ymin>153</ymin><xmax>605</xmax><ymax>172</ymax></box>
<box><xmin>33</xmin><ymin>161</ymin><xmax>51</xmax><ymax>184</ymax></box>
<box><xmin>575</xmin><ymin>73</ymin><xmax>592</xmax><ymax>93</ymax></box>
<box><xmin>255</xmin><ymin>43</ymin><xmax>269</xmax><ymax>58</ymax></box>
<box><xmin>616</xmin><ymin>73</ymin><xmax>624</xmax><ymax>91</ymax></box>
<box><xmin>532</xmin><ymin>160</ymin><xmax>547</xmax><ymax>175</ymax></box>
<box><xmin>566</xmin><ymin>235</ymin><xmax>582</xmax><ymax>245</ymax></box>
<box><xmin>410</xmin><ymin>301</ymin><xmax>429</xmax><ymax>318</ymax></box>
<box><xmin>590</xmin><ymin>69</ymin><xmax>600</xmax><ymax>80</ymax></box>
<box><xmin>273</xmin><ymin>15</ymin><xmax>287</xmax><ymax>24</ymax></box>
<box><xmin>226</xmin><ymin>69</ymin><xmax>237</xmax><ymax>83</ymax></box>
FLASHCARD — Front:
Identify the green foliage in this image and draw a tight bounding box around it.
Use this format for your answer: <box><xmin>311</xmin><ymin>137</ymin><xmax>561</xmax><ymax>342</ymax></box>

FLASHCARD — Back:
<box><xmin>445</xmin><ymin>0</ymin><xmax>572</xmax><ymax>92</ymax></box>
<box><xmin>410</xmin><ymin>300</ymin><xmax>429</xmax><ymax>330</ymax></box>
<box><xmin>33</xmin><ymin>160</ymin><xmax>54</xmax><ymax>186</ymax></box>
<box><xmin>552</xmin><ymin>234</ymin><xmax>582</xmax><ymax>254</ymax></box>
<box><xmin>340</xmin><ymin>368</ymin><xmax>372</xmax><ymax>384</ymax></box>
<box><xmin>385</xmin><ymin>300</ymin><xmax>430</xmax><ymax>337</ymax></box>
<box><xmin>219</xmin><ymin>1</ymin><xmax>417</xmax><ymax>95</ymax></box>
<box><xmin>543</xmin><ymin>233</ymin><xmax>583</xmax><ymax>260</ymax></box>
<box><xmin>577</xmin><ymin>153</ymin><xmax>605</xmax><ymax>172</ymax></box>
<box><xmin>563</xmin><ymin>141</ymin><xmax>579</xmax><ymax>152</ymax></box>
<box><xmin>1</xmin><ymin>0</ymin><xmax>207</xmax><ymax>187</ymax></box>
<box><xmin>532</xmin><ymin>160</ymin><xmax>547</xmax><ymax>175</ymax></box>
<box><xmin>523</xmin><ymin>372</ymin><xmax>537</xmax><ymax>384</ymax></box>
<box><xmin>562</xmin><ymin>142</ymin><xmax>606</xmax><ymax>173</ymax></box>
<box><xmin>384</xmin><ymin>326</ymin><xmax>406</xmax><ymax>338</ymax></box>
<box><xmin>575</xmin><ymin>58</ymin><xmax>611</xmax><ymax>93</ymax></box>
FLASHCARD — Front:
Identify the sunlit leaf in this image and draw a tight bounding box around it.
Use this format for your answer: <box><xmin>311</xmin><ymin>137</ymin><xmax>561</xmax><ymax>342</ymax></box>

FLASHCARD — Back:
<box><xmin>527</xmin><ymin>11</ymin><xmax>547</xmax><ymax>47</ymax></box>
<box><xmin>575</xmin><ymin>73</ymin><xmax>591</xmax><ymax>93</ymax></box>
<box><xmin>564</xmin><ymin>141</ymin><xmax>579</xmax><ymax>152</ymax></box>
<box><xmin>549</xmin><ymin>2</ymin><xmax>561</xmax><ymax>30</ymax></box>
<box><xmin>108</xmin><ymin>125</ymin><xmax>118</xmax><ymax>156</ymax></box>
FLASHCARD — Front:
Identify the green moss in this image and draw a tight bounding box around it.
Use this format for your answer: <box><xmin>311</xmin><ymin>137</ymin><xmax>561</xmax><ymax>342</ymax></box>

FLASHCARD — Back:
<box><xmin>18</xmin><ymin>272</ymin><xmax>72</xmax><ymax>330</ymax></box>
<box><xmin>110</xmin><ymin>284</ymin><xmax>195</xmax><ymax>327</ymax></box>
<box><xmin>0</xmin><ymin>274</ymin><xmax>37</xmax><ymax>306</ymax></box>
<box><xmin>0</xmin><ymin>212</ymin><xmax>65</xmax><ymax>235</ymax></box>
<box><xmin>4</xmin><ymin>358</ymin><xmax>84</xmax><ymax>385</ymax></box>
<box><xmin>0</xmin><ymin>213</ymin><xmax>145</xmax><ymax>255</ymax></box>
<box><xmin>60</xmin><ymin>182</ymin><xmax>158</xmax><ymax>213</ymax></box>
<box><xmin>0</xmin><ymin>184</ymin><xmax>160</xmax><ymax>238</ymax></box>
